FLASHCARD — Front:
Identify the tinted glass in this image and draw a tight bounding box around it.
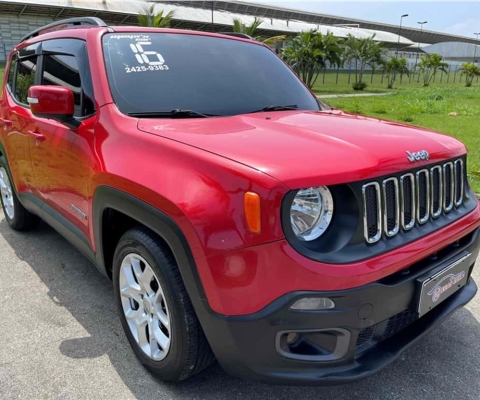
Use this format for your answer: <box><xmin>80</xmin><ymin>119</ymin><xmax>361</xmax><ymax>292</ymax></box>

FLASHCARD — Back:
<box><xmin>42</xmin><ymin>54</ymin><xmax>94</xmax><ymax>117</ymax></box>
<box><xmin>15</xmin><ymin>56</ymin><xmax>37</xmax><ymax>104</ymax></box>
<box><xmin>103</xmin><ymin>33</ymin><xmax>320</xmax><ymax>116</ymax></box>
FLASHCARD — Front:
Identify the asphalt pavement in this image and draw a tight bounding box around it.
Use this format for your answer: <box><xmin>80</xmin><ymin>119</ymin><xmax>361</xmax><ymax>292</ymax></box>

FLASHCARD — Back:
<box><xmin>1</xmin><ymin>208</ymin><xmax>479</xmax><ymax>400</ymax></box>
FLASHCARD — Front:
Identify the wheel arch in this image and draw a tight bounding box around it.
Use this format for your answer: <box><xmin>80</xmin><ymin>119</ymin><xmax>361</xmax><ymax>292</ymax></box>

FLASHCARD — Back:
<box><xmin>93</xmin><ymin>186</ymin><xmax>210</xmax><ymax>312</ymax></box>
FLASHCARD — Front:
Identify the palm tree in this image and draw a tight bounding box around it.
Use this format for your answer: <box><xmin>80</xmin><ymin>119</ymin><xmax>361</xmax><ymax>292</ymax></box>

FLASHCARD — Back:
<box><xmin>137</xmin><ymin>4</ymin><xmax>174</xmax><ymax>28</ymax></box>
<box><xmin>343</xmin><ymin>34</ymin><xmax>385</xmax><ymax>90</ymax></box>
<box><xmin>459</xmin><ymin>62</ymin><xmax>480</xmax><ymax>87</ymax></box>
<box><xmin>417</xmin><ymin>53</ymin><xmax>448</xmax><ymax>87</ymax></box>
<box><xmin>384</xmin><ymin>57</ymin><xmax>410</xmax><ymax>89</ymax></box>
<box><xmin>281</xmin><ymin>30</ymin><xmax>343</xmax><ymax>89</ymax></box>
<box><xmin>232</xmin><ymin>17</ymin><xmax>286</xmax><ymax>45</ymax></box>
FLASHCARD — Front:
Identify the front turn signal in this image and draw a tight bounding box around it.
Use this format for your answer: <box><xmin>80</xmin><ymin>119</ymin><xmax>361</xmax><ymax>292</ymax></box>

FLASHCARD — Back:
<box><xmin>244</xmin><ymin>192</ymin><xmax>261</xmax><ymax>234</ymax></box>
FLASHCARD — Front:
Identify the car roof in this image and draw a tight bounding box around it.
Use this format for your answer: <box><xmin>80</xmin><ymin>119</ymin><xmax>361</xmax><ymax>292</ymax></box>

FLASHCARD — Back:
<box><xmin>16</xmin><ymin>24</ymin><xmax>261</xmax><ymax>51</ymax></box>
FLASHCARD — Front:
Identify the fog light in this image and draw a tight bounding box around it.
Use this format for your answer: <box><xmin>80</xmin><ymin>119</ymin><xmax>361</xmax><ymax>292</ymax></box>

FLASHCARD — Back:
<box><xmin>290</xmin><ymin>297</ymin><xmax>335</xmax><ymax>310</ymax></box>
<box><xmin>276</xmin><ymin>328</ymin><xmax>350</xmax><ymax>361</ymax></box>
<box><xmin>286</xmin><ymin>332</ymin><xmax>300</xmax><ymax>345</ymax></box>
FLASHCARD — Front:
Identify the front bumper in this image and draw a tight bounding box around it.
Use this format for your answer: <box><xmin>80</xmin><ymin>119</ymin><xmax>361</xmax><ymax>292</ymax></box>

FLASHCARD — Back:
<box><xmin>197</xmin><ymin>227</ymin><xmax>480</xmax><ymax>385</ymax></box>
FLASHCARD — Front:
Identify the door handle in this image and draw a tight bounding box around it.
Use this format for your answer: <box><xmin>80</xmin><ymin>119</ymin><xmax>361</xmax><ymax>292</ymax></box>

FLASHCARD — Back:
<box><xmin>0</xmin><ymin>117</ymin><xmax>12</xmax><ymax>127</ymax></box>
<box><xmin>27</xmin><ymin>130</ymin><xmax>46</xmax><ymax>144</ymax></box>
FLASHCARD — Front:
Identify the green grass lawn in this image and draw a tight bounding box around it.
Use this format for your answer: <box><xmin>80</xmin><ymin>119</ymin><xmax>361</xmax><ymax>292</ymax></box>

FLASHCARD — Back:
<box><xmin>311</xmin><ymin>70</ymin><xmax>479</xmax><ymax>95</ymax></box>
<box><xmin>324</xmin><ymin>86</ymin><xmax>480</xmax><ymax>192</ymax></box>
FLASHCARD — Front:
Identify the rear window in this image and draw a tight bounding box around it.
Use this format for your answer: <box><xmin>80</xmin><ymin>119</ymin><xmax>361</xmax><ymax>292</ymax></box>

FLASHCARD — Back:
<box><xmin>102</xmin><ymin>33</ymin><xmax>320</xmax><ymax>116</ymax></box>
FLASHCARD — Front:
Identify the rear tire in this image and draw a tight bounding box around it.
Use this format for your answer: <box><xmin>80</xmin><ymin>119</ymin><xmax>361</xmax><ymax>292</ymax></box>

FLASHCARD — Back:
<box><xmin>0</xmin><ymin>155</ymin><xmax>40</xmax><ymax>231</ymax></box>
<box><xmin>112</xmin><ymin>227</ymin><xmax>215</xmax><ymax>382</ymax></box>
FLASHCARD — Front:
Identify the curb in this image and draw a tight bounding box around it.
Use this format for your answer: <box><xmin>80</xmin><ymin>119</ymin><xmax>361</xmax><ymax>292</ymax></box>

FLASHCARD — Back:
<box><xmin>317</xmin><ymin>92</ymin><xmax>393</xmax><ymax>99</ymax></box>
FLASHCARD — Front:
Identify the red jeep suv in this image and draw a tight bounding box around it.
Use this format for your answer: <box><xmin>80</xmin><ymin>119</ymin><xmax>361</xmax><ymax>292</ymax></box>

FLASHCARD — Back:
<box><xmin>1</xmin><ymin>18</ymin><xmax>479</xmax><ymax>385</ymax></box>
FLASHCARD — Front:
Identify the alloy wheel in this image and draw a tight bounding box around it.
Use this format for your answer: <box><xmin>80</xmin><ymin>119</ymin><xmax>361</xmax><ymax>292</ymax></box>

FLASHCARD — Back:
<box><xmin>119</xmin><ymin>253</ymin><xmax>172</xmax><ymax>361</ymax></box>
<box><xmin>0</xmin><ymin>167</ymin><xmax>14</xmax><ymax>220</ymax></box>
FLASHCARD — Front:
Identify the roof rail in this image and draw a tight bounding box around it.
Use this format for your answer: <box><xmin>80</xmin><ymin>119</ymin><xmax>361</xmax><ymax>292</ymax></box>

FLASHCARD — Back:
<box><xmin>220</xmin><ymin>32</ymin><xmax>255</xmax><ymax>40</ymax></box>
<box><xmin>20</xmin><ymin>17</ymin><xmax>108</xmax><ymax>43</ymax></box>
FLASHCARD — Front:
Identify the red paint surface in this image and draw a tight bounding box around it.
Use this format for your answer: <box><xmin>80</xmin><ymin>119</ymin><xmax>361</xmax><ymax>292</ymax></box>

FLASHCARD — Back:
<box><xmin>0</xmin><ymin>26</ymin><xmax>478</xmax><ymax>316</ymax></box>
<box><xmin>28</xmin><ymin>85</ymin><xmax>74</xmax><ymax>116</ymax></box>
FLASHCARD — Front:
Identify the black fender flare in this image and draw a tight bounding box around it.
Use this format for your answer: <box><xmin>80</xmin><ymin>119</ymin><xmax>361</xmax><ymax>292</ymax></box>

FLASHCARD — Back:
<box><xmin>92</xmin><ymin>185</ymin><xmax>211</xmax><ymax>311</ymax></box>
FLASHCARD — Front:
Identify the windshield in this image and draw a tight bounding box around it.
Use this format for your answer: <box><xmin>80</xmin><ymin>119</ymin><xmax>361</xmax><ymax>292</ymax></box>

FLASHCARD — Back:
<box><xmin>102</xmin><ymin>33</ymin><xmax>321</xmax><ymax>116</ymax></box>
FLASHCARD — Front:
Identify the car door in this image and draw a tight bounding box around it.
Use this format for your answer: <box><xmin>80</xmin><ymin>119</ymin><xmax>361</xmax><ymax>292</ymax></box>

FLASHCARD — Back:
<box><xmin>1</xmin><ymin>47</ymin><xmax>40</xmax><ymax>195</ymax></box>
<box><xmin>28</xmin><ymin>38</ymin><xmax>96</xmax><ymax>240</ymax></box>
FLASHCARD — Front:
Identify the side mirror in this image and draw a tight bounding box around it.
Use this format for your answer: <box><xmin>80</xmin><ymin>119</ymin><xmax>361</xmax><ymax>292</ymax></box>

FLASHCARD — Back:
<box><xmin>27</xmin><ymin>85</ymin><xmax>80</xmax><ymax>129</ymax></box>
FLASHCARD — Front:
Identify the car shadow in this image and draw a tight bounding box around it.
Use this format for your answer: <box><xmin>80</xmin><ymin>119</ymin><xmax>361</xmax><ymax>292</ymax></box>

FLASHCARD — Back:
<box><xmin>1</xmin><ymin>218</ymin><xmax>480</xmax><ymax>400</ymax></box>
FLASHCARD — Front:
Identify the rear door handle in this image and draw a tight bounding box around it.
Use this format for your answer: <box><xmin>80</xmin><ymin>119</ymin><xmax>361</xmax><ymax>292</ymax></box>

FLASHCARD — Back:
<box><xmin>27</xmin><ymin>130</ymin><xmax>46</xmax><ymax>144</ymax></box>
<box><xmin>0</xmin><ymin>117</ymin><xmax>12</xmax><ymax>127</ymax></box>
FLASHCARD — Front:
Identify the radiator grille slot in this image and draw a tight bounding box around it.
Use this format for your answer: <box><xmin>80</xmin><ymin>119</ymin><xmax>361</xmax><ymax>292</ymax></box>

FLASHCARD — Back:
<box><xmin>363</xmin><ymin>182</ymin><xmax>381</xmax><ymax>243</ymax></box>
<box><xmin>444</xmin><ymin>162</ymin><xmax>454</xmax><ymax>212</ymax></box>
<box><xmin>455</xmin><ymin>159</ymin><xmax>464</xmax><ymax>207</ymax></box>
<box><xmin>383</xmin><ymin>178</ymin><xmax>399</xmax><ymax>237</ymax></box>
<box><xmin>416</xmin><ymin>169</ymin><xmax>430</xmax><ymax>224</ymax></box>
<box><xmin>430</xmin><ymin>166</ymin><xmax>442</xmax><ymax>218</ymax></box>
<box><xmin>400</xmin><ymin>174</ymin><xmax>415</xmax><ymax>230</ymax></box>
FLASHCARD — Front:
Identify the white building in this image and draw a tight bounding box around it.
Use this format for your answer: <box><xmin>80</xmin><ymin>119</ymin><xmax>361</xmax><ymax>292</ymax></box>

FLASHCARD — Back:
<box><xmin>0</xmin><ymin>0</ymin><xmax>477</xmax><ymax>63</ymax></box>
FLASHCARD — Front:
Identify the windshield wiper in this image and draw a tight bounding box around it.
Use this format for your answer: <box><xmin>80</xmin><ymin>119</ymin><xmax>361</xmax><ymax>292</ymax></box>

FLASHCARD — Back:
<box><xmin>247</xmin><ymin>105</ymin><xmax>299</xmax><ymax>114</ymax></box>
<box><xmin>128</xmin><ymin>109</ymin><xmax>217</xmax><ymax>118</ymax></box>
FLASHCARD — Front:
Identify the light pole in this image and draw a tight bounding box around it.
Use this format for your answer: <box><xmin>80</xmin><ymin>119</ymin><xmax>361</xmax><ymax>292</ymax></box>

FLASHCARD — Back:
<box><xmin>415</xmin><ymin>21</ymin><xmax>427</xmax><ymax>79</ymax></box>
<box><xmin>396</xmin><ymin>14</ymin><xmax>409</xmax><ymax>58</ymax></box>
<box><xmin>474</xmin><ymin>32</ymin><xmax>480</xmax><ymax>63</ymax></box>
<box><xmin>416</xmin><ymin>21</ymin><xmax>427</xmax><ymax>59</ymax></box>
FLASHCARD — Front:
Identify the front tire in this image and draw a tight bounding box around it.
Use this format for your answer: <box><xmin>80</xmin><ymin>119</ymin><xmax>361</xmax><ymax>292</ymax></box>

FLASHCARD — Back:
<box><xmin>0</xmin><ymin>156</ymin><xmax>40</xmax><ymax>231</ymax></box>
<box><xmin>112</xmin><ymin>227</ymin><xmax>214</xmax><ymax>382</ymax></box>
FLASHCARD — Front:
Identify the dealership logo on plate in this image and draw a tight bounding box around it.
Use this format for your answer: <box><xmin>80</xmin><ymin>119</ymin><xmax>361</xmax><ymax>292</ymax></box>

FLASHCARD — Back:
<box><xmin>427</xmin><ymin>271</ymin><xmax>466</xmax><ymax>303</ymax></box>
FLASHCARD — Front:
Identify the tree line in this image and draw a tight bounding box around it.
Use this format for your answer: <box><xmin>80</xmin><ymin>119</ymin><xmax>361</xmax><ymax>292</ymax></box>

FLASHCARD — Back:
<box><xmin>279</xmin><ymin>31</ymin><xmax>480</xmax><ymax>90</ymax></box>
<box><xmin>137</xmin><ymin>5</ymin><xmax>480</xmax><ymax>90</ymax></box>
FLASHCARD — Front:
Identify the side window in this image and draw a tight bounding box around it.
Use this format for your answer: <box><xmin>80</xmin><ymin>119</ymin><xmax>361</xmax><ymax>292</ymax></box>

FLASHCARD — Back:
<box><xmin>14</xmin><ymin>56</ymin><xmax>38</xmax><ymax>104</ymax></box>
<box><xmin>7</xmin><ymin>54</ymin><xmax>17</xmax><ymax>90</ymax></box>
<box><xmin>42</xmin><ymin>54</ymin><xmax>94</xmax><ymax>117</ymax></box>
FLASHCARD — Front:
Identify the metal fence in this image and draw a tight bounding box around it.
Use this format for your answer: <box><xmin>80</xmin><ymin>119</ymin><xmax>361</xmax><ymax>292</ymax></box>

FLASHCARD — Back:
<box><xmin>313</xmin><ymin>62</ymin><xmax>479</xmax><ymax>87</ymax></box>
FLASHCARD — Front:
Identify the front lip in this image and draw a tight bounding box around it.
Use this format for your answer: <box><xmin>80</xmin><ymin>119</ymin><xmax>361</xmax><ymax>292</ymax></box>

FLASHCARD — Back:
<box><xmin>267</xmin><ymin>279</ymin><xmax>478</xmax><ymax>385</ymax></box>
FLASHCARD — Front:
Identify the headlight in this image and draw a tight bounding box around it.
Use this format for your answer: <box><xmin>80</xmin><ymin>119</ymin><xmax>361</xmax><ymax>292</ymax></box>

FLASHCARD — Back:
<box><xmin>290</xmin><ymin>186</ymin><xmax>334</xmax><ymax>241</ymax></box>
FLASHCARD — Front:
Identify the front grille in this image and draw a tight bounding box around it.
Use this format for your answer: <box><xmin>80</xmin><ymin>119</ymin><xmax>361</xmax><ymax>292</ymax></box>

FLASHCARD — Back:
<box><xmin>381</xmin><ymin>309</ymin><xmax>418</xmax><ymax>340</ymax></box>
<box><xmin>355</xmin><ymin>309</ymin><xmax>419</xmax><ymax>353</ymax></box>
<box><xmin>355</xmin><ymin>325</ymin><xmax>375</xmax><ymax>350</ymax></box>
<box><xmin>362</xmin><ymin>158</ymin><xmax>466</xmax><ymax>243</ymax></box>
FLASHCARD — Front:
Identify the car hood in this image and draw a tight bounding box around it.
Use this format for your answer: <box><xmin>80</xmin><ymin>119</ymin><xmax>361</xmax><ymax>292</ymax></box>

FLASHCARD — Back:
<box><xmin>137</xmin><ymin>110</ymin><xmax>466</xmax><ymax>188</ymax></box>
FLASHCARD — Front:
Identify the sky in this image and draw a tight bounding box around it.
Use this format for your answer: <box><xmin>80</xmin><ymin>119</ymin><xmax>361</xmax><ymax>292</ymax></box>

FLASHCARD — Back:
<box><xmin>247</xmin><ymin>1</ymin><xmax>480</xmax><ymax>39</ymax></box>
